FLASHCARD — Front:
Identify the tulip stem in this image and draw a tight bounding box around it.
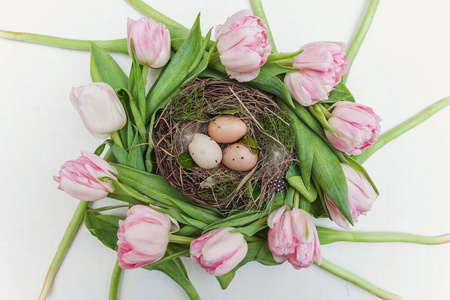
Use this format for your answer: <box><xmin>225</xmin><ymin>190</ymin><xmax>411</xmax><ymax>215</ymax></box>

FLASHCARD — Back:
<box><xmin>293</xmin><ymin>191</ymin><xmax>300</xmax><ymax>208</ymax></box>
<box><xmin>209</xmin><ymin>51</ymin><xmax>220</xmax><ymax>63</ymax></box>
<box><xmin>111</xmin><ymin>131</ymin><xmax>125</xmax><ymax>149</ymax></box>
<box><xmin>169</xmin><ymin>234</ymin><xmax>195</xmax><ymax>245</ymax></box>
<box><xmin>317</xmin><ymin>103</ymin><xmax>332</xmax><ymax>119</ymax></box>
<box><xmin>342</xmin><ymin>0</ymin><xmax>380</xmax><ymax>84</ymax></box>
<box><xmin>353</xmin><ymin>96</ymin><xmax>450</xmax><ymax>164</ymax></box>
<box><xmin>309</xmin><ymin>105</ymin><xmax>336</xmax><ymax>136</ymax></box>
<box><xmin>317</xmin><ymin>227</ymin><xmax>450</xmax><ymax>245</ymax></box>
<box><xmin>250</xmin><ymin>0</ymin><xmax>277</xmax><ymax>53</ymax></box>
<box><xmin>109</xmin><ymin>260</ymin><xmax>122</xmax><ymax>300</ymax></box>
<box><xmin>38</xmin><ymin>200</ymin><xmax>89</xmax><ymax>300</ymax></box>
<box><xmin>125</xmin><ymin>0</ymin><xmax>185</xmax><ymax>28</ymax></box>
<box><xmin>0</xmin><ymin>30</ymin><xmax>128</xmax><ymax>54</ymax></box>
<box><xmin>272</xmin><ymin>59</ymin><xmax>294</xmax><ymax>66</ymax></box>
<box><xmin>266</xmin><ymin>50</ymin><xmax>303</xmax><ymax>63</ymax></box>
<box><xmin>142</xmin><ymin>65</ymin><xmax>149</xmax><ymax>84</ymax></box>
<box><xmin>315</xmin><ymin>258</ymin><xmax>402</xmax><ymax>300</ymax></box>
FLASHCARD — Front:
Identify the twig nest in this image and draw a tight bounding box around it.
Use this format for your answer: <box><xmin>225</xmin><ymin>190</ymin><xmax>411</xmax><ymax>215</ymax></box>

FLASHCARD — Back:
<box><xmin>154</xmin><ymin>78</ymin><xmax>295</xmax><ymax>211</ymax></box>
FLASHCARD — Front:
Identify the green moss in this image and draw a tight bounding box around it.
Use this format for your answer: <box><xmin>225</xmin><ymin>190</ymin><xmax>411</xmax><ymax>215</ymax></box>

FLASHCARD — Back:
<box><xmin>171</xmin><ymin>85</ymin><xmax>209</xmax><ymax>122</ymax></box>
<box><xmin>259</xmin><ymin>109</ymin><xmax>295</xmax><ymax>149</ymax></box>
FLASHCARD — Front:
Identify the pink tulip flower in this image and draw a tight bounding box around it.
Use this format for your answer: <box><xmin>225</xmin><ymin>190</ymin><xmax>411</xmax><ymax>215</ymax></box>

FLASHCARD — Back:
<box><xmin>325</xmin><ymin>101</ymin><xmax>381</xmax><ymax>155</ymax></box>
<box><xmin>190</xmin><ymin>227</ymin><xmax>248</xmax><ymax>276</ymax></box>
<box><xmin>70</xmin><ymin>82</ymin><xmax>126</xmax><ymax>139</ymax></box>
<box><xmin>284</xmin><ymin>41</ymin><xmax>349</xmax><ymax>106</ymax></box>
<box><xmin>117</xmin><ymin>205</ymin><xmax>180</xmax><ymax>269</ymax></box>
<box><xmin>127</xmin><ymin>17</ymin><xmax>171</xmax><ymax>68</ymax></box>
<box><xmin>268</xmin><ymin>205</ymin><xmax>321</xmax><ymax>269</ymax></box>
<box><xmin>325</xmin><ymin>164</ymin><xmax>378</xmax><ymax>229</ymax></box>
<box><xmin>284</xmin><ymin>70</ymin><xmax>334</xmax><ymax>106</ymax></box>
<box><xmin>293</xmin><ymin>41</ymin><xmax>349</xmax><ymax>86</ymax></box>
<box><xmin>54</xmin><ymin>150</ymin><xmax>116</xmax><ymax>201</ymax></box>
<box><xmin>216</xmin><ymin>10</ymin><xmax>272</xmax><ymax>82</ymax></box>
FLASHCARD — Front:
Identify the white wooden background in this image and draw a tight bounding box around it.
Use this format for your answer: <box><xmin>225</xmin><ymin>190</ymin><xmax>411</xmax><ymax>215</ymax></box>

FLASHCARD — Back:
<box><xmin>0</xmin><ymin>0</ymin><xmax>449</xmax><ymax>299</ymax></box>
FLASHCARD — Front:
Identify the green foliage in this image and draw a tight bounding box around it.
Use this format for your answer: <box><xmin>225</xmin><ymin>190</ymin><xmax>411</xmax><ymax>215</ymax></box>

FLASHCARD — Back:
<box><xmin>344</xmin><ymin>155</ymin><xmax>379</xmax><ymax>195</ymax></box>
<box><xmin>127</xmin><ymin>135</ymin><xmax>146</xmax><ymax>171</ymax></box>
<box><xmin>240</xmin><ymin>135</ymin><xmax>259</xmax><ymax>154</ymax></box>
<box><xmin>311</xmin><ymin>134</ymin><xmax>352</xmax><ymax>224</ymax></box>
<box><xmin>230</xmin><ymin>222</ymin><xmax>267</xmax><ymax>236</ymax></box>
<box><xmin>215</xmin><ymin>238</ymin><xmax>279</xmax><ymax>290</ymax></box>
<box><xmin>283</xmin><ymin>102</ymin><xmax>351</xmax><ymax>224</ymax></box>
<box><xmin>181</xmin><ymin>30</ymin><xmax>215</xmax><ymax>85</ymax></box>
<box><xmin>94</xmin><ymin>143</ymin><xmax>107</xmax><ymax>156</ymax></box>
<box><xmin>327</xmin><ymin>82</ymin><xmax>355</xmax><ymax>103</ymax></box>
<box><xmin>246</xmin><ymin>69</ymin><xmax>295</xmax><ymax>109</ymax></box>
<box><xmin>142</xmin><ymin>245</ymin><xmax>201</xmax><ymax>300</ymax></box>
<box><xmin>113</xmin><ymin>164</ymin><xmax>223</xmax><ymax>222</ymax></box>
<box><xmin>89</xmin><ymin>42</ymin><xmax>128</xmax><ymax>90</ymax></box>
<box><xmin>286</xmin><ymin>164</ymin><xmax>318</xmax><ymax>202</ymax></box>
<box><xmin>309</xmin><ymin>197</ymin><xmax>328</xmax><ymax>218</ymax></box>
<box><xmin>84</xmin><ymin>212</ymin><xmax>122</xmax><ymax>251</ymax></box>
<box><xmin>291</xmin><ymin>103</ymin><xmax>348</xmax><ymax>163</ymax></box>
<box><xmin>204</xmin><ymin>211</ymin><xmax>266</xmax><ymax>231</ymax></box>
<box><xmin>295</xmin><ymin>113</ymin><xmax>315</xmax><ymax>189</ymax></box>
<box><xmin>260</xmin><ymin>62</ymin><xmax>298</xmax><ymax>76</ymax></box>
<box><xmin>128</xmin><ymin>41</ymin><xmax>147</xmax><ymax>121</ymax></box>
<box><xmin>177</xmin><ymin>152</ymin><xmax>196</xmax><ymax>169</ymax></box>
<box><xmin>146</xmin><ymin>14</ymin><xmax>203</xmax><ymax>120</ymax></box>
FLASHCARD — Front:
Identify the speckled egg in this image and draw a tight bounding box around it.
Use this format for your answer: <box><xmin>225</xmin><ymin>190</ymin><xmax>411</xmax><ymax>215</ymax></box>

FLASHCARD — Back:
<box><xmin>208</xmin><ymin>115</ymin><xmax>247</xmax><ymax>143</ymax></box>
<box><xmin>188</xmin><ymin>133</ymin><xmax>222</xmax><ymax>169</ymax></box>
<box><xmin>222</xmin><ymin>143</ymin><xmax>258</xmax><ymax>172</ymax></box>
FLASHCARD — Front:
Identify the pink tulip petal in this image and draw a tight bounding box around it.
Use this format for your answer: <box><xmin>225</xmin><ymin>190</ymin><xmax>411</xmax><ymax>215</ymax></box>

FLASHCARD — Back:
<box><xmin>216</xmin><ymin>10</ymin><xmax>271</xmax><ymax>83</ymax></box>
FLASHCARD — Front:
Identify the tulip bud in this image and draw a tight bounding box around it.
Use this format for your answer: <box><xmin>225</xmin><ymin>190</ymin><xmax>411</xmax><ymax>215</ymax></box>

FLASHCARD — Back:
<box><xmin>70</xmin><ymin>82</ymin><xmax>126</xmax><ymax>139</ymax></box>
<box><xmin>325</xmin><ymin>101</ymin><xmax>381</xmax><ymax>155</ymax></box>
<box><xmin>127</xmin><ymin>17</ymin><xmax>171</xmax><ymax>68</ymax></box>
<box><xmin>284</xmin><ymin>41</ymin><xmax>349</xmax><ymax>107</ymax></box>
<box><xmin>54</xmin><ymin>150</ymin><xmax>116</xmax><ymax>201</ymax></box>
<box><xmin>215</xmin><ymin>10</ymin><xmax>272</xmax><ymax>82</ymax></box>
<box><xmin>284</xmin><ymin>70</ymin><xmax>334</xmax><ymax>106</ymax></box>
<box><xmin>117</xmin><ymin>205</ymin><xmax>180</xmax><ymax>269</ymax></box>
<box><xmin>293</xmin><ymin>41</ymin><xmax>349</xmax><ymax>86</ymax></box>
<box><xmin>190</xmin><ymin>227</ymin><xmax>248</xmax><ymax>276</ymax></box>
<box><xmin>325</xmin><ymin>164</ymin><xmax>378</xmax><ymax>229</ymax></box>
<box><xmin>268</xmin><ymin>205</ymin><xmax>321</xmax><ymax>269</ymax></box>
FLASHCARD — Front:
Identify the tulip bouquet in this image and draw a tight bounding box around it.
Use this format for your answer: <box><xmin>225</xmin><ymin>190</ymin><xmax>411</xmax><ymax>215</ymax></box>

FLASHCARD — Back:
<box><xmin>2</xmin><ymin>0</ymin><xmax>449</xmax><ymax>299</ymax></box>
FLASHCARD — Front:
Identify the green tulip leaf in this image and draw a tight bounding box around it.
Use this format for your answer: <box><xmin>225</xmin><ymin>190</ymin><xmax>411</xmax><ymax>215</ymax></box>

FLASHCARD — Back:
<box><xmin>282</xmin><ymin>102</ymin><xmax>351</xmax><ymax>224</ymax></box>
<box><xmin>90</xmin><ymin>42</ymin><xmax>128</xmax><ymax>90</ymax></box>
<box><xmin>344</xmin><ymin>155</ymin><xmax>379</xmax><ymax>195</ymax></box>
<box><xmin>247</xmin><ymin>69</ymin><xmax>295</xmax><ymax>109</ymax></box>
<box><xmin>84</xmin><ymin>212</ymin><xmax>122</xmax><ymax>251</ymax></box>
<box><xmin>327</xmin><ymin>82</ymin><xmax>355</xmax><ymax>103</ymax></box>
<box><xmin>146</xmin><ymin>14</ymin><xmax>203</xmax><ymax>120</ymax></box>
<box><xmin>311</xmin><ymin>135</ymin><xmax>352</xmax><ymax>224</ymax></box>
<box><xmin>291</xmin><ymin>102</ymin><xmax>348</xmax><ymax>163</ymax></box>
<box><xmin>143</xmin><ymin>245</ymin><xmax>200</xmax><ymax>300</ymax></box>
<box><xmin>260</xmin><ymin>62</ymin><xmax>298</xmax><ymax>76</ymax></box>
<box><xmin>128</xmin><ymin>41</ymin><xmax>147</xmax><ymax>121</ymax></box>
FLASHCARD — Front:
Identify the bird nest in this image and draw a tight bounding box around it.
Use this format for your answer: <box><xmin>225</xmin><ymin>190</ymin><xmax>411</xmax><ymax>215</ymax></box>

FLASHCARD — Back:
<box><xmin>153</xmin><ymin>78</ymin><xmax>295</xmax><ymax>211</ymax></box>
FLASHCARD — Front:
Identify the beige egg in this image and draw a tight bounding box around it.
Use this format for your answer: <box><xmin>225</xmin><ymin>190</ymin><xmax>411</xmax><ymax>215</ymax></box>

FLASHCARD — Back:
<box><xmin>188</xmin><ymin>133</ymin><xmax>222</xmax><ymax>169</ymax></box>
<box><xmin>208</xmin><ymin>115</ymin><xmax>247</xmax><ymax>144</ymax></box>
<box><xmin>222</xmin><ymin>143</ymin><xmax>258</xmax><ymax>172</ymax></box>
